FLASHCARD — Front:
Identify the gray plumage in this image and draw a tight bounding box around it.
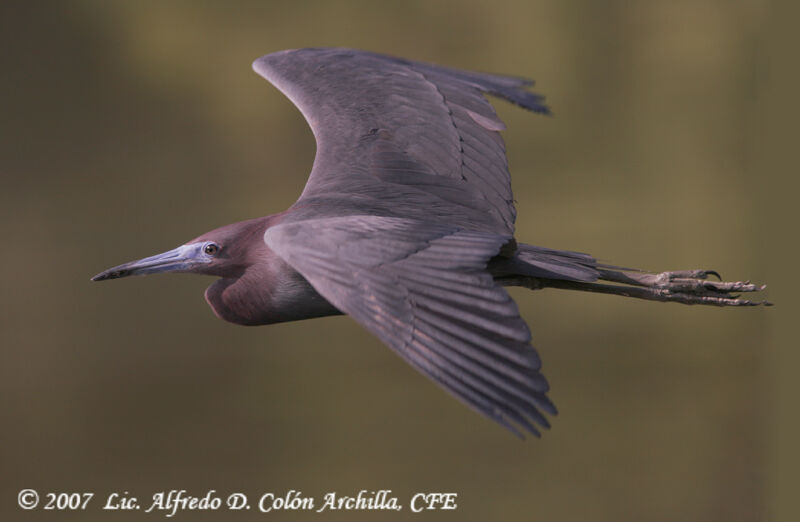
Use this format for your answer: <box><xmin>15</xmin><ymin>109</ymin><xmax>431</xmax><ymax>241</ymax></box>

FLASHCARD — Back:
<box><xmin>254</xmin><ymin>48</ymin><xmax>546</xmax><ymax>236</ymax></box>
<box><xmin>93</xmin><ymin>48</ymin><xmax>769</xmax><ymax>438</ymax></box>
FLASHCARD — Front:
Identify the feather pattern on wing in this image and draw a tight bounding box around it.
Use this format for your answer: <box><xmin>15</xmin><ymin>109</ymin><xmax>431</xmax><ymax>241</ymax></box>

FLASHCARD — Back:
<box><xmin>253</xmin><ymin>48</ymin><xmax>549</xmax><ymax>235</ymax></box>
<box><xmin>265</xmin><ymin>216</ymin><xmax>555</xmax><ymax>437</ymax></box>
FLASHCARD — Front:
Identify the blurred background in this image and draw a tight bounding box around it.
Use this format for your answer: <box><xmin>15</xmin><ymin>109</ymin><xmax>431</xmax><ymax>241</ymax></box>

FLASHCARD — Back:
<box><xmin>1</xmin><ymin>1</ymin><xmax>795</xmax><ymax>520</ymax></box>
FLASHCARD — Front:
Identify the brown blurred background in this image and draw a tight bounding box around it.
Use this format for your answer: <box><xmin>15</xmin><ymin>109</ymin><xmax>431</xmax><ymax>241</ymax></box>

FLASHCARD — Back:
<box><xmin>1</xmin><ymin>1</ymin><xmax>795</xmax><ymax>521</ymax></box>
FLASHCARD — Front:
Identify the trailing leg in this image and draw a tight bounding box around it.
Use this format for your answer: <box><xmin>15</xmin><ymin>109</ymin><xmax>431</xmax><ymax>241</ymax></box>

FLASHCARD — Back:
<box><xmin>500</xmin><ymin>267</ymin><xmax>770</xmax><ymax>307</ymax></box>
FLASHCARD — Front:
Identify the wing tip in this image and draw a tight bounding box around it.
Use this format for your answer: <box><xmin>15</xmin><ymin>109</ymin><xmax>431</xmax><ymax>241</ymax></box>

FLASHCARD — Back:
<box><xmin>498</xmin><ymin>88</ymin><xmax>552</xmax><ymax>115</ymax></box>
<box><xmin>252</xmin><ymin>48</ymin><xmax>554</xmax><ymax>116</ymax></box>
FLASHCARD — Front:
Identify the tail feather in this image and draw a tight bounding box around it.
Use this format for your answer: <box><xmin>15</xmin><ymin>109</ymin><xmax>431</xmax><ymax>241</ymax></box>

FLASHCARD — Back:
<box><xmin>496</xmin><ymin>243</ymin><xmax>600</xmax><ymax>283</ymax></box>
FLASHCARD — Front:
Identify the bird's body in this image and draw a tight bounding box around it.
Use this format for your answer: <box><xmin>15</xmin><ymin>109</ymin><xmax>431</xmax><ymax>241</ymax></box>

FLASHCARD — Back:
<box><xmin>94</xmin><ymin>48</ymin><xmax>768</xmax><ymax>437</ymax></box>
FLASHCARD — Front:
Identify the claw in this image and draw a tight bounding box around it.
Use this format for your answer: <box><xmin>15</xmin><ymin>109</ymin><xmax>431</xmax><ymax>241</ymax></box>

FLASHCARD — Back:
<box><xmin>539</xmin><ymin>269</ymin><xmax>772</xmax><ymax>307</ymax></box>
<box><xmin>662</xmin><ymin>270</ymin><xmax>721</xmax><ymax>281</ymax></box>
<box><xmin>593</xmin><ymin>266</ymin><xmax>770</xmax><ymax>307</ymax></box>
<box><xmin>658</xmin><ymin>270</ymin><xmax>770</xmax><ymax>306</ymax></box>
<box><xmin>607</xmin><ymin>268</ymin><xmax>770</xmax><ymax>307</ymax></box>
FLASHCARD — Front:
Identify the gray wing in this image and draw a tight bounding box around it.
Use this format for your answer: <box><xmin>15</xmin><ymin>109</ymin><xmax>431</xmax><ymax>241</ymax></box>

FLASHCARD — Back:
<box><xmin>252</xmin><ymin>48</ymin><xmax>549</xmax><ymax>235</ymax></box>
<box><xmin>265</xmin><ymin>216</ymin><xmax>555</xmax><ymax>437</ymax></box>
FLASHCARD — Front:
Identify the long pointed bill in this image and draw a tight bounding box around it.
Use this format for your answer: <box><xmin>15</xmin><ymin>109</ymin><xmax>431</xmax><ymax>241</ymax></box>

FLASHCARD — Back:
<box><xmin>91</xmin><ymin>243</ymin><xmax>211</xmax><ymax>281</ymax></box>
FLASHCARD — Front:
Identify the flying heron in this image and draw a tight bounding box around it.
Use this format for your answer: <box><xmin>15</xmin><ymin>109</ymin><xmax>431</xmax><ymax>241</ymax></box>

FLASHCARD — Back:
<box><xmin>93</xmin><ymin>48</ymin><xmax>768</xmax><ymax>437</ymax></box>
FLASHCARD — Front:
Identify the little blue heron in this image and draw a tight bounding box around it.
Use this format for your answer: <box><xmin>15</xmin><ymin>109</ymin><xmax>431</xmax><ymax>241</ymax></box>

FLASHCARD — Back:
<box><xmin>93</xmin><ymin>48</ymin><xmax>768</xmax><ymax>437</ymax></box>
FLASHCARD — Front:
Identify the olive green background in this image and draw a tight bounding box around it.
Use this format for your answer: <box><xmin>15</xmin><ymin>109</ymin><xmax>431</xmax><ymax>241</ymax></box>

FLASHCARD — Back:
<box><xmin>1</xmin><ymin>1</ymin><xmax>795</xmax><ymax>521</ymax></box>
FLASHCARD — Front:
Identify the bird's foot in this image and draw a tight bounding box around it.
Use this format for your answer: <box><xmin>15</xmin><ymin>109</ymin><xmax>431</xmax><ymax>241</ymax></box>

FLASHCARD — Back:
<box><xmin>505</xmin><ymin>267</ymin><xmax>771</xmax><ymax>307</ymax></box>
<box><xmin>616</xmin><ymin>269</ymin><xmax>771</xmax><ymax>307</ymax></box>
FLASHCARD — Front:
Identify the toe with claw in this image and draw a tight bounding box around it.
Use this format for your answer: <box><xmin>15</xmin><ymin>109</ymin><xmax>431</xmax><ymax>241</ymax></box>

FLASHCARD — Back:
<box><xmin>638</xmin><ymin>269</ymin><xmax>771</xmax><ymax>307</ymax></box>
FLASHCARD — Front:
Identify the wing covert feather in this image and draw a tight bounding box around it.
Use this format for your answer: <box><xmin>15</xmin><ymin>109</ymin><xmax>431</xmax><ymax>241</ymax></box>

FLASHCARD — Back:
<box><xmin>252</xmin><ymin>48</ymin><xmax>549</xmax><ymax>235</ymax></box>
<box><xmin>265</xmin><ymin>216</ymin><xmax>555</xmax><ymax>437</ymax></box>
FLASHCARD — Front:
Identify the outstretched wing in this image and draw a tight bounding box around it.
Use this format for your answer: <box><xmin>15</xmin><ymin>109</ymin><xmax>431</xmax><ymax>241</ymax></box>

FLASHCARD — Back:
<box><xmin>252</xmin><ymin>48</ymin><xmax>549</xmax><ymax>235</ymax></box>
<box><xmin>265</xmin><ymin>216</ymin><xmax>555</xmax><ymax>437</ymax></box>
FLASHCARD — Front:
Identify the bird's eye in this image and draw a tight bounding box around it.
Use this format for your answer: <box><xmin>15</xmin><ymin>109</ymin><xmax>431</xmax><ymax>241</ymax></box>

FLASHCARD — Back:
<box><xmin>204</xmin><ymin>243</ymin><xmax>220</xmax><ymax>256</ymax></box>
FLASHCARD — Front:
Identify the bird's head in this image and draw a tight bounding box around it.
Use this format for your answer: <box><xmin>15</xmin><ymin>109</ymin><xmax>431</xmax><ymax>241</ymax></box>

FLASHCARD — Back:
<box><xmin>91</xmin><ymin>217</ymin><xmax>271</xmax><ymax>282</ymax></box>
<box><xmin>92</xmin><ymin>214</ymin><xmax>334</xmax><ymax>326</ymax></box>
